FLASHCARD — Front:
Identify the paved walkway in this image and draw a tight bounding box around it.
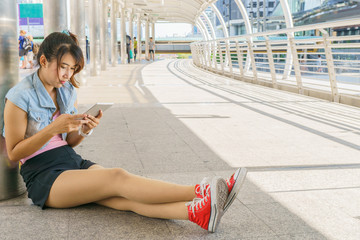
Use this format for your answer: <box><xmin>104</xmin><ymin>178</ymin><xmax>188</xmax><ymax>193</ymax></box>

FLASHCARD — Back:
<box><xmin>1</xmin><ymin>59</ymin><xmax>360</xmax><ymax>239</ymax></box>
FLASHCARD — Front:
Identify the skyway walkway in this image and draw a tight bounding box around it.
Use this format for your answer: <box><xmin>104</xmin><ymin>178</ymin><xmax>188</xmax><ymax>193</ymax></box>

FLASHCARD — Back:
<box><xmin>1</xmin><ymin>59</ymin><xmax>360</xmax><ymax>239</ymax></box>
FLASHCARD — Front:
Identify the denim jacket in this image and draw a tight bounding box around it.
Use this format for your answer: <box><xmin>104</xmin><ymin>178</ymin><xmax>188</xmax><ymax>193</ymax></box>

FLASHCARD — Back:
<box><xmin>2</xmin><ymin>71</ymin><xmax>78</xmax><ymax>150</ymax></box>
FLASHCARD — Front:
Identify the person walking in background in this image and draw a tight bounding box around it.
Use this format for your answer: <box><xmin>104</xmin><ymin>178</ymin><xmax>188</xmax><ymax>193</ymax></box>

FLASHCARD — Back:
<box><xmin>149</xmin><ymin>37</ymin><xmax>155</xmax><ymax>61</ymax></box>
<box><xmin>85</xmin><ymin>36</ymin><xmax>90</xmax><ymax>64</ymax></box>
<box><xmin>18</xmin><ymin>30</ymin><xmax>29</xmax><ymax>69</ymax></box>
<box><xmin>26</xmin><ymin>35</ymin><xmax>34</xmax><ymax>69</ymax></box>
<box><xmin>317</xmin><ymin>54</ymin><xmax>323</xmax><ymax>73</ymax></box>
<box><xmin>133</xmin><ymin>37</ymin><xmax>137</xmax><ymax>61</ymax></box>
<box><xmin>126</xmin><ymin>35</ymin><xmax>132</xmax><ymax>64</ymax></box>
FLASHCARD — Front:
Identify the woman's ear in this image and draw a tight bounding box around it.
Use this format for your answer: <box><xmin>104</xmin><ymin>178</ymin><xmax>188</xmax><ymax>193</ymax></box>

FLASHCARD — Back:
<box><xmin>39</xmin><ymin>55</ymin><xmax>47</xmax><ymax>68</ymax></box>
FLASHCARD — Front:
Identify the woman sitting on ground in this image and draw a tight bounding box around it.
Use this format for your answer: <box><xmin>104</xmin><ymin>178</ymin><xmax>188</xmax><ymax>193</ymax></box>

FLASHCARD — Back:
<box><xmin>2</xmin><ymin>31</ymin><xmax>247</xmax><ymax>232</ymax></box>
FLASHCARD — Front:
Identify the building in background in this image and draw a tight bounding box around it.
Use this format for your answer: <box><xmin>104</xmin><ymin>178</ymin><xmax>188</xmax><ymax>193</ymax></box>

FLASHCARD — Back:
<box><xmin>210</xmin><ymin>0</ymin><xmax>360</xmax><ymax>36</ymax></box>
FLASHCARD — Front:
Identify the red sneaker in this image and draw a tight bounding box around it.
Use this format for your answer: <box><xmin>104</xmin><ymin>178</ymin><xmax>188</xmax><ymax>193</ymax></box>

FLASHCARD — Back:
<box><xmin>194</xmin><ymin>177</ymin><xmax>210</xmax><ymax>198</ymax></box>
<box><xmin>187</xmin><ymin>177</ymin><xmax>228</xmax><ymax>232</ymax></box>
<box><xmin>194</xmin><ymin>168</ymin><xmax>248</xmax><ymax>213</ymax></box>
<box><xmin>224</xmin><ymin>168</ymin><xmax>247</xmax><ymax>212</ymax></box>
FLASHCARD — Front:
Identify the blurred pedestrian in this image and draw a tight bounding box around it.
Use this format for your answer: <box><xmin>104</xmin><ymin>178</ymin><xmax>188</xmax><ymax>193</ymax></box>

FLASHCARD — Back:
<box><xmin>18</xmin><ymin>30</ymin><xmax>29</xmax><ymax>69</ymax></box>
<box><xmin>149</xmin><ymin>37</ymin><xmax>155</xmax><ymax>61</ymax></box>
<box><xmin>133</xmin><ymin>37</ymin><xmax>137</xmax><ymax>61</ymax></box>
<box><xmin>86</xmin><ymin>36</ymin><xmax>90</xmax><ymax>64</ymax></box>
<box><xmin>126</xmin><ymin>34</ymin><xmax>131</xmax><ymax>64</ymax></box>
<box><xmin>26</xmin><ymin>35</ymin><xmax>34</xmax><ymax>69</ymax></box>
<box><xmin>317</xmin><ymin>55</ymin><xmax>322</xmax><ymax>73</ymax></box>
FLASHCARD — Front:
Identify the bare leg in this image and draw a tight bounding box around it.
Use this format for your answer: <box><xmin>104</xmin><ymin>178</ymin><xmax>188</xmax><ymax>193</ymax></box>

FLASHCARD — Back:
<box><xmin>46</xmin><ymin>167</ymin><xmax>195</xmax><ymax>210</ymax></box>
<box><xmin>96</xmin><ymin>197</ymin><xmax>188</xmax><ymax>220</ymax></box>
<box><xmin>23</xmin><ymin>55</ymin><xmax>28</xmax><ymax>68</ymax></box>
<box><xmin>20</xmin><ymin>56</ymin><xmax>26</xmax><ymax>68</ymax></box>
<box><xmin>90</xmin><ymin>164</ymin><xmax>188</xmax><ymax>219</ymax></box>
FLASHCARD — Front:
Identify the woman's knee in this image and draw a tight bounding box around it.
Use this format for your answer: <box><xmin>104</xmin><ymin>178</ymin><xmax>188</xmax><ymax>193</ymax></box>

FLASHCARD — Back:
<box><xmin>111</xmin><ymin>168</ymin><xmax>130</xmax><ymax>182</ymax></box>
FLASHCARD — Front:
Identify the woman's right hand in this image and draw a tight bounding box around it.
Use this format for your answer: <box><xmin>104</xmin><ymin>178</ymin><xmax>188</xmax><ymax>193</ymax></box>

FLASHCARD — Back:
<box><xmin>50</xmin><ymin>114</ymin><xmax>89</xmax><ymax>135</ymax></box>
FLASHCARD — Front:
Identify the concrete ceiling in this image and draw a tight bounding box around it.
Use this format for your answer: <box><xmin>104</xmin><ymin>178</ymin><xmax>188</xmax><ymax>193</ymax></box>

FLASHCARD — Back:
<box><xmin>119</xmin><ymin>0</ymin><xmax>217</xmax><ymax>24</ymax></box>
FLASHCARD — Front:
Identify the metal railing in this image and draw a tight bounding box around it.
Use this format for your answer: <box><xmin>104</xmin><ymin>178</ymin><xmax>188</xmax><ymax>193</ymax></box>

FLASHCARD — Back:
<box><xmin>191</xmin><ymin>18</ymin><xmax>360</xmax><ymax>107</ymax></box>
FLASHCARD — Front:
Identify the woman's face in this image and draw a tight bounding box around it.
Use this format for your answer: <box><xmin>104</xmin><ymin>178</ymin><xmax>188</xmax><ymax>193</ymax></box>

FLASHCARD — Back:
<box><xmin>42</xmin><ymin>53</ymin><xmax>76</xmax><ymax>89</ymax></box>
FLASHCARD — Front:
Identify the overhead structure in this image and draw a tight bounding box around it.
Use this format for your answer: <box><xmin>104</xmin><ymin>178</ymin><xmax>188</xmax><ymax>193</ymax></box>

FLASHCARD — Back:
<box><xmin>123</xmin><ymin>0</ymin><xmax>218</xmax><ymax>24</ymax></box>
<box><xmin>200</xmin><ymin>13</ymin><xmax>216</xmax><ymax>40</ymax></box>
<box><xmin>210</xmin><ymin>3</ymin><xmax>229</xmax><ymax>38</ymax></box>
<box><xmin>122</xmin><ymin>0</ymin><xmax>218</xmax><ymax>40</ymax></box>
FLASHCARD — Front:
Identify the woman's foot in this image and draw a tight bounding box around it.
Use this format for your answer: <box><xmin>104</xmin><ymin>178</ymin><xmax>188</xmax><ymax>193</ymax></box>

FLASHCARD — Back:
<box><xmin>187</xmin><ymin>176</ymin><xmax>228</xmax><ymax>232</ymax></box>
<box><xmin>223</xmin><ymin>168</ymin><xmax>247</xmax><ymax>212</ymax></box>
<box><xmin>194</xmin><ymin>168</ymin><xmax>248</xmax><ymax>212</ymax></box>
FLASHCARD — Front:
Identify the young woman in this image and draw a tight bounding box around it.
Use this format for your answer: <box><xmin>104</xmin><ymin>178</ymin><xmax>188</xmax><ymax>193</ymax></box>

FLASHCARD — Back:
<box><xmin>3</xmin><ymin>31</ymin><xmax>247</xmax><ymax>232</ymax></box>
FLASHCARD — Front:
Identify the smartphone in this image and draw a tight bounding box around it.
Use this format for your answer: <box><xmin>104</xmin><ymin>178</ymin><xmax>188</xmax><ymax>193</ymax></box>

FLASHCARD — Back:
<box><xmin>83</xmin><ymin>103</ymin><xmax>113</xmax><ymax>117</ymax></box>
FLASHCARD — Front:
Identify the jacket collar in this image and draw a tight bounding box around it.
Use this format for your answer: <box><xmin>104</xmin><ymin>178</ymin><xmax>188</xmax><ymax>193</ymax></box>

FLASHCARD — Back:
<box><xmin>32</xmin><ymin>71</ymin><xmax>57</xmax><ymax>109</ymax></box>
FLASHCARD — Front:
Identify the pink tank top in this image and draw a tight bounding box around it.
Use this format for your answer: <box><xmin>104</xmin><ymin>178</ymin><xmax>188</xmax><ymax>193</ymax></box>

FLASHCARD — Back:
<box><xmin>21</xmin><ymin>111</ymin><xmax>68</xmax><ymax>165</ymax></box>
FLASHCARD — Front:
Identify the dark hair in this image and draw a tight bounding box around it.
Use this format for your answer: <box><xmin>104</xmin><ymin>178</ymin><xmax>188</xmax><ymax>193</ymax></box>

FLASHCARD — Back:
<box><xmin>36</xmin><ymin>31</ymin><xmax>84</xmax><ymax>88</ymax></box>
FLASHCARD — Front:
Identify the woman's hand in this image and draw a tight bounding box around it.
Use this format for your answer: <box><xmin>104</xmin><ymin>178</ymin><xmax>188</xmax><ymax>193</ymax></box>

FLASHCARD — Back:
<box><xmin>51</xmin><ymin>113</ymin><xmax>89</xmax><ymax>135</ymax></box>
<box><xmin>81</xmin><ymin>110</ymin><xmax>103</xmax><ymax>134</ymax></box>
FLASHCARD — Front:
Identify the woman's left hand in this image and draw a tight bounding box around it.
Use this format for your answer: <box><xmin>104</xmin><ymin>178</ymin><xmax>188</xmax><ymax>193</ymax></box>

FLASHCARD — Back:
<box><xmin>81</xmin><ymin>110</ymin><xmax>103</xmax><ymax>133</ymax></box>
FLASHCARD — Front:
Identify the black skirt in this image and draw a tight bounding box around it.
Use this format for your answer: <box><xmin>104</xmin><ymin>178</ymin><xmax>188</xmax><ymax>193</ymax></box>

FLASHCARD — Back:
<box><xmin>20</xmin><ymin>145</ymin><xmax>96</xmax><ymax>209</ymax></box>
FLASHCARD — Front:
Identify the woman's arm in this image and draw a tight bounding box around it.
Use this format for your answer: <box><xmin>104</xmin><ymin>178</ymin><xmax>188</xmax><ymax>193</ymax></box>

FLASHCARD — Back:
<box><xmin>4</xmin><ymin>100</ymin><xmax>87</xmax><ymax>162</ymax></box>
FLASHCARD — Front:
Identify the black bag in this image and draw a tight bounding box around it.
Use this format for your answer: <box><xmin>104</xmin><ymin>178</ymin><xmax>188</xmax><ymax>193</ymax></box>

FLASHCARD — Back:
<box><xmin>23</xmin><ymin>38</ymin><xmax>31</xmax><ymax>51</ymax></box>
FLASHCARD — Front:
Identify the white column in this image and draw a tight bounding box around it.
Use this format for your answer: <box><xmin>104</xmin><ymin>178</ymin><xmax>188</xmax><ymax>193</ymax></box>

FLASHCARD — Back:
<box><xmin>89</xmin><ymin>0</ymin><xmax>98</xmax><ymax>76</ymax></box>
<box><xmin>145</xmin><ymin>19</ymin><xmax>149</xmax><ymax>60</ymax></box>
<box><xmin>0</xmin><ymin>0</ymin><xmax>26</xmax><ymax>201</ymax></box>
<box><xmin>151</xmin><ymin>22</ymin><xmax>155</xmax><ymax>39</ymax></box>
<box><xmin>99</xmin><ymin>0</ymin><xmax>107</xmax><ymax>70</ymax></box>
<box><xmin>129</xmin><ymin>10</ymin><xmax>134</xmax><ymax>62</ymax></box>
<box><xmin>110</xmin><ymin>0</ymin><xmax>117</xmax><ymax>66</ymax></box>
<box><xmin>137</xmin><ymin>14</ymin><xmax>141</xmax><ymax>61</ymax></box>
<box><xmin>120</xmin><ymin>7</ymin><xmax>126</xmax><ymax>64</ymax></box>
<box><xmin>70</xmin><ymin>0</ymin><xmax>86</xmax><ymax>84</ymax></box>
<box><xmin>43</xmin><ymin>0</ymin><xmax>68</xmax><ymax>37</ymax></box>
<box><xmin>95</xmin><ymin>0</ymin><xmax>101</xmax><ymax>72</ymax></box>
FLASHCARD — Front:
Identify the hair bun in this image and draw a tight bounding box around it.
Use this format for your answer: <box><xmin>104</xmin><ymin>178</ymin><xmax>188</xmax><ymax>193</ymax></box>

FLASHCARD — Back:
<box><xmin>68</xmin><ymin>32</ymin><xmax>79</xmax><ymax>45</ymax></box>
<box><xmin>62</xmin><ymin>30</ymin><xmax>79</xmax><ymax>45</ymax></box>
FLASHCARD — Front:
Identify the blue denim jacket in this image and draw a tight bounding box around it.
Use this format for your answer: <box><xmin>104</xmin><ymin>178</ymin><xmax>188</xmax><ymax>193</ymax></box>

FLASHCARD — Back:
<box><xmin>2</xmin><ymin>71</ymin><xmax>78</xmax><ymax>149</ymax></box>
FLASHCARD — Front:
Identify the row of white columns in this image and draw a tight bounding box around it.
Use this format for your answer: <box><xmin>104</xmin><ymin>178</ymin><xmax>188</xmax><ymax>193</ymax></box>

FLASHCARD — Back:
<box><xmin>42</xmin><ymin>0</ymin><xmax>157</xmax><ymax>81</ymax></box>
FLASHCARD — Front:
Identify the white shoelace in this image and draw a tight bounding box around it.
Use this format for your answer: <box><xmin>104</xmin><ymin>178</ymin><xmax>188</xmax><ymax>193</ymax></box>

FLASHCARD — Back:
<box><xmin>186</xmin><ymin>196</ymin><xmax>209</xmax><ymax>217</ymax></box>
<box><xmin>195</xmin><ymin>177</ymin><xmax>210</xmax><ymax>197</ymax></box>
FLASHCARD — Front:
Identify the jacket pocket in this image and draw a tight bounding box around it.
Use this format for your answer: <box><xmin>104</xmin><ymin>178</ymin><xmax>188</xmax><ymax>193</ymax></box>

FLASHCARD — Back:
<box><xmin>25</xmin><ymin>110</ymin><xmax>48</xmax><ymax>139</ymax></box>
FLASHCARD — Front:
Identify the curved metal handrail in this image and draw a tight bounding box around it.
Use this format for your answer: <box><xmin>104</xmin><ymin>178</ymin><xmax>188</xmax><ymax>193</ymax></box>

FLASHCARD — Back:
<box><xmin>191</xmin><ymin>18</ymin><xmax>360</xmax><ymax>107</ymax></box>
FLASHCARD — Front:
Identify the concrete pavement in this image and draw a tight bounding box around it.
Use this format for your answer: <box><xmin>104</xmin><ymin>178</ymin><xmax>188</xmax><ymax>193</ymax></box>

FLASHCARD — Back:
<box><xmin>1</xmin><ymin>59</ymin><xmax>360</xmax><ymax>239</ymax></box>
